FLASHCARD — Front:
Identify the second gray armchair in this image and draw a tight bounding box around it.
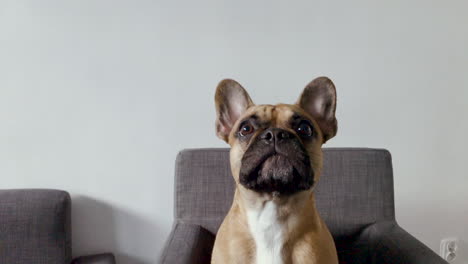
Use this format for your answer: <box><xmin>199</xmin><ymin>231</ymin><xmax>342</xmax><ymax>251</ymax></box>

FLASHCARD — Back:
<box><xmin>0</xmin><ymin>189</ymin><xmax>115</xmax><ymax>264</ymax></box>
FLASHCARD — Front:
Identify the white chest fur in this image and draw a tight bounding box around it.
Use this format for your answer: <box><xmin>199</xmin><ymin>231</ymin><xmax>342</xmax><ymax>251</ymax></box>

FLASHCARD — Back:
<box><xmin>246</xmin><ymin>201</ymin><xmax>285</xmax><ymax>264</ymax></box>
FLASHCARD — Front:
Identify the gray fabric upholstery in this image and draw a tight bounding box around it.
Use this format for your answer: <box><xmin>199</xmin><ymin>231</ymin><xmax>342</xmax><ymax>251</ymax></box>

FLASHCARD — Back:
<box><xmin>0</xmin><ymin>189</ymin><xmax>115</xmax><ymax>264</ymax></box>
<box><xmin>160</xmin><ymin>223</ymin><xmax>215</xmax><ymax>264</ymax></box>
<box><xmin>335</xmin><ymin>221</ymin><xmax>448</xmax><ymax>264</ymax></box>
<box><xmin>164</xmin><ymin>148</ymin><xmax>447</xmax><ymax>263</ymax></box>
<box><xmin>315</xmin><ymin>148</ymin><xmax>395</xmax><ymax>238</ymax></box>
<box><xmin>0</xmin><ymin>189</ymin><xmax>72</xmax><ymax>264</ymax></box>
<box><xmin>365</xmin><ymin>221</ymin><xmax>447</xmax><ymax>264</ymax></box>
<box><xmin>175</xmin><ymin>149</ymin><xmax>234</xmax><ymax>234</ymax></box>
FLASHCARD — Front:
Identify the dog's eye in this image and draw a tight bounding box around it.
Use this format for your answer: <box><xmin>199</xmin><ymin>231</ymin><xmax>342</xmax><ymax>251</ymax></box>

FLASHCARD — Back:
<box><xmin>296</xmin><ymin>122</ymin><xmax>312</xmax><ymax>137</ymax></box>
<box><xmin>239</xmin><ymin>123</ymin><xmax>254</xmax><ymax>136</ymax></box>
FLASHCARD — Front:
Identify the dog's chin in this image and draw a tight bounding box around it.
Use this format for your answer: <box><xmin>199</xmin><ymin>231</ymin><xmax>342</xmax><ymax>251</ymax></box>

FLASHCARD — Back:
<box><xmin>239</xmin><ymin>154</ymin><xmax>314</xmax><ymax>196</ymax></box>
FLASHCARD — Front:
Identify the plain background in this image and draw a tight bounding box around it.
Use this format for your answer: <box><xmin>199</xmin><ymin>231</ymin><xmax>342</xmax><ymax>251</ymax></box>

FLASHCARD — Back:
<box><xmin>1</xmin><ymin>0</ymin><xmax>467</xmax><ymax>263</ymax></box>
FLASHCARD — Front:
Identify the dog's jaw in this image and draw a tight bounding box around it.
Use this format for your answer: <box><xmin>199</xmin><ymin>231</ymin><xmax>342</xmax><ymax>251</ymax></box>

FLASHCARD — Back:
<box><xmin>238</xmin><ymin>124</ymin><xmax>315</xmax><ymax>196</ymax></box>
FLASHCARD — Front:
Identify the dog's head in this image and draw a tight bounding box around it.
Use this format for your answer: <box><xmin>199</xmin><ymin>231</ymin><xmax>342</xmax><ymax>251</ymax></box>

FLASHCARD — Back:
<box><xmin>215</xmin><ymin>77</ymin><xmax>337</xmax><ymax>196</ymax></box>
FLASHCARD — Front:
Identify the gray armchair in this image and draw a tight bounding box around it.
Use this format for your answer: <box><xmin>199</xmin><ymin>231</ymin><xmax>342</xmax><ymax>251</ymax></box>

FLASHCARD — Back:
<box><xmin>0</xmin><ymin>189</ymin><xmax>115</xmax><ymax>264</ymax></box>
<box><xmin>160</xmin><ymin>148</ymin><xmax>447</xmax><ymax>264</ymax></box>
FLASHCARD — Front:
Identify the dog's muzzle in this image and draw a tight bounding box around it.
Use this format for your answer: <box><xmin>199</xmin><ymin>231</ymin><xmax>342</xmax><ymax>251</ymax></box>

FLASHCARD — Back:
<box><xmin>239</xmin><ymin>128</ymin><xmax>314</xmax><ymax>195</ymax></box>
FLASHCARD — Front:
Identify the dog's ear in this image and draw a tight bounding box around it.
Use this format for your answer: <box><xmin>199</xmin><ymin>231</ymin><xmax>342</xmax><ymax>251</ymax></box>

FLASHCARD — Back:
<box><xmin>296</xmin><ymin>77</ymin><xmax>337</xmax><ymax>143</ymax></box>
<box><xmin>215</xmin><ymin>79</ymin><xmax>254</xmax><ymax>142</ymax></box>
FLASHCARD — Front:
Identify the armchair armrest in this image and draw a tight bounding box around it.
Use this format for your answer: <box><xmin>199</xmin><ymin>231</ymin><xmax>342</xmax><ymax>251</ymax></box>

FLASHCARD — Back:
<box><xmin>71</xmin><ymin>253</ymin><xmax>116</xmax><ymax>264</ymax></box>
<box><xmin>363</xmin><ymin>221</ymin><xmax>447</xmax><ymax>264</ymax></box>
<box><xmin>159</xmin><ymin>222</ymin><xmax>215</xmax><ymax>264</ymax></box>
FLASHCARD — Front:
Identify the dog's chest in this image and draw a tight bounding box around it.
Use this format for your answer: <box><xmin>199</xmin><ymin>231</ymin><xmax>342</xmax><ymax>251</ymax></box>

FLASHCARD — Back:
<box><xmin>246</xmin><ymin>201</ymin><xmax>285</xmax><ymax>264</ymax></box>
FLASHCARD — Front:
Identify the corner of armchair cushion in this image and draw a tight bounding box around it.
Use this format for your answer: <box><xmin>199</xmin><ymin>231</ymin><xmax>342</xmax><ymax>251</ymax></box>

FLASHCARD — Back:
<box><xmin>362</xmin><ymin>221</ymin><xmax>447</xmax><ymax>264</ymax></box>
<box><xmin>159</xmin><ymin>222</ymin><xmax>215</xmax><ymax>264</ymax></box>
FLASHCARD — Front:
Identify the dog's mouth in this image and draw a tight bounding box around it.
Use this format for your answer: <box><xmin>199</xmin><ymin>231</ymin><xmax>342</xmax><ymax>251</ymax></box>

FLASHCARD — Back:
<box><xmin>239</xmin><ymin>151</ymin><xmax>314</xmax><ymax>195</ymax></box>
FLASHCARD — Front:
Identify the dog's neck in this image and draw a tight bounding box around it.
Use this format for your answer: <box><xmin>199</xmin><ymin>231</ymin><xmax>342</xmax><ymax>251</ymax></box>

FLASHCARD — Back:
<box><xmin>236</xmin><ymin>188</ymin><xmax>319</xmax><ymax>264</ymax></box>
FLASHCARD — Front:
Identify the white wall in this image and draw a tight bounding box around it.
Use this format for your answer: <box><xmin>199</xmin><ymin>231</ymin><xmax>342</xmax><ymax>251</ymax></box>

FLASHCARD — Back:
<box><xmin>1</xmin><ymin>0</ymin><xmax>467</xmax><ymax>263</ymax></box>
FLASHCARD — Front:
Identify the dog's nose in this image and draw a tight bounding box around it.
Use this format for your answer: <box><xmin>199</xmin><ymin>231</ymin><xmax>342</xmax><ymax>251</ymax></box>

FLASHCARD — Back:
<box><xmin>260</xmin><ymin>128</ymin><xmax>291</xmax><ymax>143</ymax></box>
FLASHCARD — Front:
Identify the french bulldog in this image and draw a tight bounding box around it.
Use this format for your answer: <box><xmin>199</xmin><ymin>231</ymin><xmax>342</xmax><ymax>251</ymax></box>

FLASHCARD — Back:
<box><xmin>211</xmin><ymin>77</ymin><xmax>339</xmax><ymax>264</ymax></box>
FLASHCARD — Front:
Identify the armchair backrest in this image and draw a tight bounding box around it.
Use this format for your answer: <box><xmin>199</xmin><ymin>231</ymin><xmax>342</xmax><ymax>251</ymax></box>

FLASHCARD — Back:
<box><xmin>0</xmin><ymin>189</ymin><xmax>71</xmax><ymax>263</ymax></box>
<box><xmin>174</xmin><ymin>148</ymin><xmax>395</xmax><ymax>238</ymax></box>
